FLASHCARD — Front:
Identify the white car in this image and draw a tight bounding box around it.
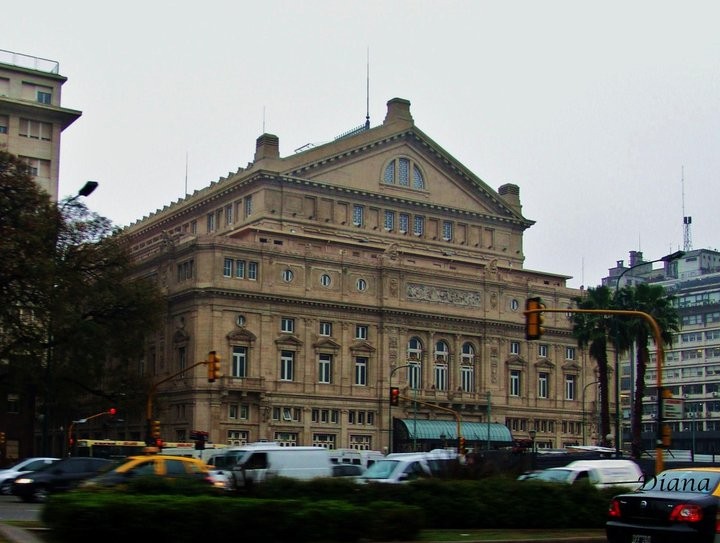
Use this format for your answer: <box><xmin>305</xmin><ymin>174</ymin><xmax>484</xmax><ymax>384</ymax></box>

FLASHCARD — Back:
<box><xmin>0</xmin><ymin>457</ymin><xmax>59</xmax><ymax>495</ymax></box>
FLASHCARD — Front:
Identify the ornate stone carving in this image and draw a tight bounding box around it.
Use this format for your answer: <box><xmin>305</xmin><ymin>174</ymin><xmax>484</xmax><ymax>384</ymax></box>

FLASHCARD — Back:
<box><xmin>406</xmin><ymin>283</ymin><xmax>481</xmax><ymax>307</ymax></box>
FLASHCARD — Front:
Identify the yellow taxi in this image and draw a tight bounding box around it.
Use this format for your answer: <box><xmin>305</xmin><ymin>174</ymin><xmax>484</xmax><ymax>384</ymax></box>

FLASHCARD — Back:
<box><xmin>81</xmin><ymin>455</ymin><xmax>212</xmax><ymax>488</ymax></box>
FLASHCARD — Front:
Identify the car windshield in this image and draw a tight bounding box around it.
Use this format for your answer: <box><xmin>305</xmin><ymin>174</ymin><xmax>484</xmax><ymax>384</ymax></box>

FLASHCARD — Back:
<box><xmin>640</xmin><ymin>470</ymin><xmax>720</xmax><ymax>494</ymax></box>
<box><xmin>534</xmin><ymin>469</ymin><xmax>573</xmax><ymax>483</ymax></box>
<box><xmin>361</xmin><ymin>460</ymin><xmax>399</xmax><ymax>479</ymax></box>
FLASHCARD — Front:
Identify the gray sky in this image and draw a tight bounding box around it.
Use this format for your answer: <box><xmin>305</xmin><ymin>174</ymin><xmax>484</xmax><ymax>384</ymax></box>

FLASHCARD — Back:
<box><xmin>6</xmin><ymin>0</ymin><xmax>719</xmax><ymax>289</ymax></box>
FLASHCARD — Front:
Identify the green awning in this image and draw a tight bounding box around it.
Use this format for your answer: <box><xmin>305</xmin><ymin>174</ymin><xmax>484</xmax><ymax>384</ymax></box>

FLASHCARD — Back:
<box><xmin>396</xmin><ymin>419</ymin><xmax>512</xmax><ymax>443</ymax></box>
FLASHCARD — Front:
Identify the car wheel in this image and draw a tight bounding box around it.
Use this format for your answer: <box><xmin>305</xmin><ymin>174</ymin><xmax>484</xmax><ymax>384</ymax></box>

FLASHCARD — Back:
<box><xmin>0</xmin><ymin>481</ymin><xmax>11</xmax><ymax>495</ymax></box>
<box><xmin>31</xmin><ymin>486</ymin><xmax>49</xmax><ymax>503</ymax></box>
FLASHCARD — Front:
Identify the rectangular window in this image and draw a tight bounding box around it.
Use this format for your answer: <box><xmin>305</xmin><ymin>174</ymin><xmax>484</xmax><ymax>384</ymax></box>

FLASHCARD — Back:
<box><xmin>223</xmin><ymin>258</ymin><xmax>233</xmax><ymax>277</ymax></box>
<box><xmin>19</xmin><ymin>119</ymin><xmax>52</xmax><ymax>141</ymax></box>
<box><xmin>352</xmin><ymin>205</ymin><xmax>364</xmax><ymax>227</ymax></box>
<box><xmin>178</xmin><ymin>346</ymin><xmax>187</xmax><ymax>371</ymax></box>
<box><xmin>355</xmin><ymin>357</ymin><xmax>368</xmax><ymax>385</ymax></box>
<box><xmin>190</xmin><ymin>220</ymin><xmax>197</xmax><ymax>234</ymax></box>
<box><xmin>355</xmin><ymin>325</ymin><xmax>368</xmax><ymax>340</ymax></box>
<box><xmin>280</xmin><ymin>351</ymin><xmax>294</xmax><ymax>381</ymax></box>
<box><xmin>565</xmin><ymin>347</ymin><xmax>575</xmax><ymax>360</ymax></box>
<box><xmin>442</xmin><ymin>221</ymin><xmax>453</xmax><ymax>241</ymax></box>
<box><xmin>225</xmin><ymin>204</ymin><xmax>233</xmax><ymax>225</ymax></box>
<box><xmin>19</xmin><ymin>156</ymin><xmax>50</xmax><ymax>178</ymax></box>
<box><xmin>177</xmin><ymin>260</ymin><xmax>194</xmax><ymax>281</ymax></box>
<box><xmin>244</xmin><ymin>195</ymin><xmax>253</xmax><ymax>217</ymax></box>
<box><xmin>318</xmin><ymin>354</ymin><xmax>332</xmax><ymax>384</ymax></box>
<box><xmin>37</xmin><ymin>90</ymin><xmax>52</xmax><ymax>104</ymax></box>
<box><xmin>235</xmin><ymin>260</ymin><xmax>245</xmax><ymax>278</ymax></box>
<box><xmin>538</xmin><ymin>372</ymin><xmax>549</xmax><ymax>399</ymax></box>
<box><xmin>413</xmin><ymin>215</ymin><xmax>425</xmax><ymax>236</ymax></box>
<box><xmin>0</xmin><ymin>115</ymin><xmax>8</xmax><ymax>134</ymax></box>
<box><xmin>207</xmin><ymin>213</ymin><xmax>216</xmax><ymax>232</ymax></box>
<box><xmin>281</xmin><ymin>317</ymin><xmax>294</xmax><ymax>333</ymax></box>
<box><xmin>248</xmin><ymin>261</ymin><xmax>258</xmax><ymax>280</ymax></box>
<box><xmin>409</xmin><ymin>362</ymin><xmax>421</xmax><ymax>390</ymax></box>
<box><xmin>229</xmin><ymin>404</ymin><xmax>239</xmax><ymax>419</ymax></box>
<box><xmin>565</xmin><ymin>375</ymin><xmax>576</xmax><ymax>400</ymax></box>
<box><xmin>399</xmin><ymin>213</ymin><xmax>409</xmax><ymax>233</ymax></box>
<box><xmin>384</xmin><ymin>210</ymin><xmax>395</xmax><ymax>231</ymax></box>
<box><xmin>510</xmin><ymin>370</ymin><xmax>521</xmax><ymax>397</ymax></box>
<box><xmin>319</xmin><ymin>321</ymin><xmax>332</xmax><ymax>336</ymax></box>
<box><xmin>510</xmin><ymin>341</ymin><xmax>520</xmax><ymax>355</ymax></box>
<box><xmin>434</xmin><ymin>363</ymin><xmax>448</xmax><ymax>391</ymax></box>
<box><xmin>232</xmin><ymin>346</ymin><xmax>247</xmax><ymax>378</ymax></box>
<box><xmin>460</xmin><ymin>365</ymin><xmax>474</xmax><ymax>392</ymax></box>
<box><xmin>538</xmin><ymin>344</ymin><xmax>548</xmax><ymax>358</ymax></box>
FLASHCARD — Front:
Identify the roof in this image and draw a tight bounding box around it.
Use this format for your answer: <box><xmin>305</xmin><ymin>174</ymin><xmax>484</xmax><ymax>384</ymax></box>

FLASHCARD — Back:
<box><xmin>396</xmin><ymin>419</ymin><xmax>513</xmax><ymax>443</ymax></box>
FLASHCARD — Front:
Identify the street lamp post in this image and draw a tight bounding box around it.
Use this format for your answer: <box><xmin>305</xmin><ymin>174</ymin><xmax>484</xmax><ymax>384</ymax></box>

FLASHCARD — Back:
<box><xmin>388</xmin><ymin>363</ymin><xmax>412</xmax><ymax>454</ymax></box>
<box><xmin>42</xmin><ymin>181</ymin><xmax>99</xmax><ymax>456</ymax></box>
<box><xmin>528</xmin><ymin>429</ymin><xmax>537</xmax><ymax>469</ymax></box>
<box><xmin>612</xmin><ymin>250</ymin><xmax>685</xmax><ymax>458</ymax></box>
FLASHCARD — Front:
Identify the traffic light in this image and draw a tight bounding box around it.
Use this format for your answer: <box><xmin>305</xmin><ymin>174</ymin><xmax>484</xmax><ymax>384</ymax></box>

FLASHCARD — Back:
<box><xmin>0</xmin><ymin>432</ymin><xmax>5</xmax><ymax>445</ymax></box>
<box><xmin>389</xmin><ymin>386</ymin><xmax>400</xmax><ymax>406</ymax></box>
<box><xmin>458</xmin><ymin>436</ymin><xmax>466</xmax><ymax>454</ymax></box>
<box><xmin>151</xmin><ymin>420</ymin><xmax>161</xmax><ymax>440</ymax></box>
<box><xmin>108</xmin><ymin>407</ymin><xmax>117</xmax><ymax>416</ymax></box>
<box><xmin>525</xmin><ymin>297</ymin><xmax>544</xmax><ymax>340</ymax></box>
<box><xmin>207</xmin><ymin>351</ymin><xmax>221</xmax><ymax>382</ymax></box>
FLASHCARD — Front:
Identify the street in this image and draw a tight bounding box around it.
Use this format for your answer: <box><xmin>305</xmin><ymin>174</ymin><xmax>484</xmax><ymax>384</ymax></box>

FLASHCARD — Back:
<box><xmin>0</xmin><ymin>495</ymin><xmax>42</xmax><ymax>523</ymax></box>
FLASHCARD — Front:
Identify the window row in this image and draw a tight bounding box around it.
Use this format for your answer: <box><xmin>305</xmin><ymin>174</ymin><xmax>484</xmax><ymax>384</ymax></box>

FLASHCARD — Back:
<box><xmin>224</xmin><ymin>431</ymin><xmax>372</xmax><ymax>450</ymax></box>
<box><xmin>510</xmin><ymin>341</ymin><xmax>576</xmax><ymax>360</ymax></box>
<box><xmin>207</xmin><ymin>195</ymin><xmax>253</xmax><ymax>233</ymax></box>
<box><xmin>222</xmin><ymin>258</ymin><xmax>259</xmax><ymax>280</ymax></box>
<box><xmin>509</xmin><ymin>370</ymin><xmax>580</xmax><ymax>400</ymax></box>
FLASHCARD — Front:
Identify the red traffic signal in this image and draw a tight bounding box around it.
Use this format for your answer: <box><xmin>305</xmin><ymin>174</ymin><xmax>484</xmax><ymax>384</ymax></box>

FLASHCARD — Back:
<box><xmin>108</xmin><ymin>407</ymin><xmax>117</xmax><ymax>416</ymax></box>
<box><xmin>389</xmin><ymin>386</ymin><xmax>400</xmax><ymax>406</ymax></box>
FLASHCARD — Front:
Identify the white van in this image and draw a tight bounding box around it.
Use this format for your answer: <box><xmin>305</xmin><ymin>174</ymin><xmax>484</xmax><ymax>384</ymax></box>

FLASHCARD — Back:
<box><xmin>534</xmin><ymin>459</ymin><xmax>644</xmax><ymax>490</ymax></box>
<box><xmin>327</xmin><ymin>449</ymin><xmax>384</xmax><ymax>470</ymax></box>
<box><xmin>359</xmin><ymin>450</ymin><xmax>456</xmax><ymax>484</ymax></box>
<box><xmin>228</xmin><ymin>443</ymin><xmax>333</xmax><ymax>489</ymax></box>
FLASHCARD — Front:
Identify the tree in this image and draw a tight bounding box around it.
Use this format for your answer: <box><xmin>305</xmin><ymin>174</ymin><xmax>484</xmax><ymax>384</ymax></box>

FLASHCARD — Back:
<box><xmin>0</xmin><ymin>150</ymin><xmax>166</xmax><ymax>453</ymax></box>
<box><xmin>615</xmin><ymin>283</ymin><xmax>679</xmax><ymax>458</ymax></box>
<box><xmin>572</xmin><ymin>286</ymin><xmax>614</xmax><ymax>446</ymax></box>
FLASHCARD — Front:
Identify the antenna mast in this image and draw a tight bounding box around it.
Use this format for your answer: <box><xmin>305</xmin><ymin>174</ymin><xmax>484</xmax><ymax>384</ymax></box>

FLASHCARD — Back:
<box><xmin>682</xmin><ymin>166</ymin><xmax>693</xmax><ymax>251</ymax></box>
<box><xmin>365</xmin><ymin>47</ymin><xmax>370</xmax><ymax>129</ymax></box>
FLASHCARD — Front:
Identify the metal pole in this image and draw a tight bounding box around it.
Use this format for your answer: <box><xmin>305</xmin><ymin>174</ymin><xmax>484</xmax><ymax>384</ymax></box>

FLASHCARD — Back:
<box><xmin>486</xmin><ymin>391</ymin><xmax>491</xmax><ymax>451</ymax></box>
<box><xmin>388</xmin><ymin>364</ymin><xmax>412</xmax><ymax>454</ymax></box>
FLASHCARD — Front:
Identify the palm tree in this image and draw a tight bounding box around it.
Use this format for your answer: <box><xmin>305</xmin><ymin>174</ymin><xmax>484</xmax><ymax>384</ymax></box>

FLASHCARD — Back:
<box><xmin>572</xmin><ymin>286</ymin><xmax>614</xmax><ymax>446</ymax></box>
<box><xmin>615</xmin><ymin>283</ymin><xmax>679</xmax><ymax>458</ymax></box>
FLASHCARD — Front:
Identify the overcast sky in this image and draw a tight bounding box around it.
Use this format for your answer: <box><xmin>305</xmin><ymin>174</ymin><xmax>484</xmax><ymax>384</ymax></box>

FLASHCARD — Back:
<box><xmin>5</xmin><ymin>1</ymin><xmax>719</xmax><ymax>289</ymax></box>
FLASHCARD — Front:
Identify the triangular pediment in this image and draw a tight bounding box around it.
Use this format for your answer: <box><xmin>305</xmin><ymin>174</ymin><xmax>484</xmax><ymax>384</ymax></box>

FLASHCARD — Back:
<box><xmin>226</xmin><ymin>328</ymin><xmax>257</xmax><ymax>343</ymax></box>
<box><xmin>349</xmin><ymin>340</ymin><xmax>376</xmax><ymax>353</ymax></box>
<box><xmin>505</xmin><ymin>355</ymin><xmax>526</xmax><ymax>367</ymax></box>
<box><xmin>282</xmin><ymin>128</ymin><xmax>527</xmax><ymax>225</ymax></box>
<box><xmin>275</xmin><ymin>334</ymin><xmax>303</xmax><ymax>347</ymax></box>
<box><xmin>534</xmin><ymin>359</ymin><xmax>555</xmax><ymax>370</ymax></box>
<box><xmin>313</xmin><ymin>338</ymin><xmax>341</xmax><ymax>351</ymax></box>
<box><xmin>562</xmin><ymin>361</ymin><xmax>582</xmax><ymax>372</ymax></box>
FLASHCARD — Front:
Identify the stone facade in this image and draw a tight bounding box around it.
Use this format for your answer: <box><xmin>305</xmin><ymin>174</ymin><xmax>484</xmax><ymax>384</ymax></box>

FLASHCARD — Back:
<box><xmin>122</xmin><ymin>98</ymin><xmax>598</xmax><ymax>452</ymax></box>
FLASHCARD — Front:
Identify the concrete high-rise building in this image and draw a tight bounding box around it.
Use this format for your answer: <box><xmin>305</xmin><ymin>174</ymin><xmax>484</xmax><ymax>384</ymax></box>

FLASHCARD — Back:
<box><xmin>603</xmin><ymin>249</ymin><xmax>720</xmax><ymax>455</ymax></box>
<box><xmin>0</xmin><ymin>49</ymin><xmax>81</xmax><ymax>201</ymax></box>
<box><xmin>112</xmin><ymin>98</ymin><xmax>595</xmax><ymax>453</ymax></box>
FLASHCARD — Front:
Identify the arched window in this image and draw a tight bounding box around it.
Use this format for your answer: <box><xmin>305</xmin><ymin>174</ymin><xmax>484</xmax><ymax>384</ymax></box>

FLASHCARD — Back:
<box><xmin>460</xmin><ymin>342</ymin><xmax>475</xmax><ymax>392</ymax></box>
<box><xmin>383</xmin><ymin>157</ymin><xmax>425</xmax><ymax>190</ymax></box>
<box><xmin>407</xmin><ymin>337</ymin><xmax>423</xmax><ymax>390</ymax></box>
<box><xmin>434</xmin><ymin>341</ymin><xmax>449</xmax><ymax>391</ymax></box>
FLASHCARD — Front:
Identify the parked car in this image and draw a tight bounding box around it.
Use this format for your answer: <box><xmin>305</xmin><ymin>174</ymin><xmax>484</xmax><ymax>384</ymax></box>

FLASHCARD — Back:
<box><xmin>358</xmin><ymin>450</ymin><xmax>456</xmax><ymax>484</ymax></box>
<box><xmin>81</xmin><ymin>455</ymin><xmax>212</xmax><ymax>489</ymax></box>
<box><xmin>607</xmin><ymin>467</ymin><xmax>720</xmax><ymax>542</ymax></box>
<box><xmin>11</xmin><ymin>457</ymin><xmax>112</xmax><ymax>502</ymax></box>
<box><xmin>0</xmin><ymin>457</ymin><xmax>59</xmax><ymax>495</ymax></box>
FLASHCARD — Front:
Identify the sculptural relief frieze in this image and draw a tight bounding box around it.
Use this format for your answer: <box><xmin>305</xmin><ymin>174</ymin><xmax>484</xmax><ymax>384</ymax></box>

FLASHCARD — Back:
<box><xmin>406</xmin><ymin>283</ymin><xmax>481</xmax><ymax>307</ymax></box>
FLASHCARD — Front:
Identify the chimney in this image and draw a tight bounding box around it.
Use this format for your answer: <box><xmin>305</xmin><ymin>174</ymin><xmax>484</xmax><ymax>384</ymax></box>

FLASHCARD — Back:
<box><xmin>629</xmin><ymin>251</ymin><xmax>643</xmax><ymax>267</ymax></box>
<box><xmin>498</xmin><ymin>183</ymin><xmax>522</xmax><ymax>214</ymax></box>
<box><xmin>254</xmin><ymin>133</ymin><xmax>280</xmax><ymax>162</ymax></box>
<box><xmin>383</xmin><ymin>98</ymin><xmax>413</xmax><ymax>125</ymax></box>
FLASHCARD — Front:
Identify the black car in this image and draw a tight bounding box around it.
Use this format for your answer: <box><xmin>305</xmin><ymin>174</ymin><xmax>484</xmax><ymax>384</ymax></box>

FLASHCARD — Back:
<box><xmin>607</xmin><ymin>467</ymin><xmax>720</xmax><ymax>543</ymax></box>
<box><xmin>11</xmin><ymin>456</ymin><xmax>112</xmax><ymax>502</ymax></box>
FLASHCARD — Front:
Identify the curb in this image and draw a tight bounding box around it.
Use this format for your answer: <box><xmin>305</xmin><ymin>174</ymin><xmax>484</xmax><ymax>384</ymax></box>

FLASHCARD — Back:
<box><xmin>0</xmin><ymin>524</ymin><xmax>45</xmax><ymax>543</ymax></box>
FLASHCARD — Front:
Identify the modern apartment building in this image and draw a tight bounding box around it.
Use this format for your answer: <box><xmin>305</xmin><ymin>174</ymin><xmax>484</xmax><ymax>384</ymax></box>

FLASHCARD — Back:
<box><xmin>0</xmin><ymin>49</ymin><xmax>81</xmax><ymax>201</ymax></box>
<box><xmin>106</xmin><ymin>98</ymin><xmax>594</xmax><ymax>453</ymax></box>
<box><xmin>603</xmin><ymin>249</ymin><xmax>720</xmax><ymax>455</ymax></box>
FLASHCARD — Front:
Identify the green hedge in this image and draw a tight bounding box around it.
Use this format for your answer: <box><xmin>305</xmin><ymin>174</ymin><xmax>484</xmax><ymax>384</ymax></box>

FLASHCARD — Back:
<box><xmin>42</xmin><ymin>476</ymin><xmax>620</xmax><ymax>541</ymax></box>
